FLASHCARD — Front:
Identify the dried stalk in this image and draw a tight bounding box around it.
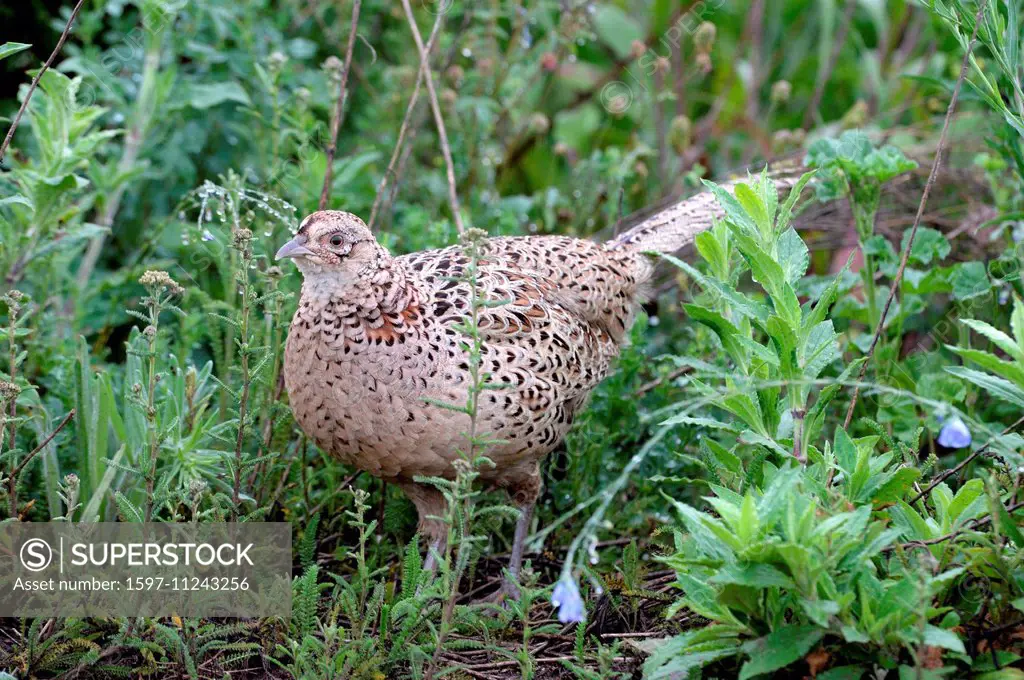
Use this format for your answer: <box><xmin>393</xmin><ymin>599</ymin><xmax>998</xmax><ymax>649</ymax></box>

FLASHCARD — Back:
<box><xmin>843</xmin><ymin>0</ymin><xmax>986</xmax><ymax>428</ymax></box>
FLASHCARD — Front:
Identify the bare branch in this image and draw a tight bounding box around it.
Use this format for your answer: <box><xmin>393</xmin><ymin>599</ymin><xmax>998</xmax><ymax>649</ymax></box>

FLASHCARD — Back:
<box><xmin>367</xmin><ymin>10</ymin><xmax>445</xmax><ymax>231</ymax></box>
<box><xmin>399</xmin><ymin>0</ymin><xmax>466</xmax><ymax>236</ymax></box>
<box><xmin>8</xmin><ymin>409</ymin><xmax>76</xmax><ymax>519</ymax></box>
<box><xmin>843</xmin><ymin>0</ymin><xmax>988</xmax><ymax>429</ymax></box>
<box><xmin>908</xmin><ymin>413</ymin><xmax>1024</xmax><ymax>506</ymax></box>
<box><xmin>0</xmin><ymin>0</ymin><xmax>88</xmax><ymax>164</ymax></box>
<box><xmin>318</xmin><ymin>0</ymin><xmax>363</xmax><ymax>211</ymax></box>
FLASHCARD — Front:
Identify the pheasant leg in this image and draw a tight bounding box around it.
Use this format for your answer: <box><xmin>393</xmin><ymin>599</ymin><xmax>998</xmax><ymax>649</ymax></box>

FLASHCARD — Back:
<box><xmin>503</xmin><ymin>502</ymin><xmax>534</xmax><ymax>598</ymax></box>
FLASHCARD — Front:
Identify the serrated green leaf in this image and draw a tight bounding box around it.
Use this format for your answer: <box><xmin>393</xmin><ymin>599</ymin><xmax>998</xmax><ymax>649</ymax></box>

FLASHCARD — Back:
<box><xmin>946</xmin><ymin>366</ymin><xmax>1024</xmax><ymax>407</ymax></box>
<box><xmin>739</xmin><ymin>626</ymin><xmax>825</xmax><ymax>680</ymax></box>
<box><xmin>960</xmin><ymin>319</ymin><xmax>1024</xmax><ymax>363</ymax></box>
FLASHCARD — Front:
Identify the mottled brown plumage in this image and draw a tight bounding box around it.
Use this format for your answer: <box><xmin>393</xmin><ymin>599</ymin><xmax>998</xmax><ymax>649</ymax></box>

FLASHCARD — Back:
<box><xmin>277</xmin><ymin>206</ymin><xmax>711</xmax><ymax>595</ymax></box>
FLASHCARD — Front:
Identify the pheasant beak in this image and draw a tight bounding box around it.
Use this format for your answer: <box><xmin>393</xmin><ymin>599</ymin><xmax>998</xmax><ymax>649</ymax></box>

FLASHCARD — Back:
<box><xmin>275</xmin><ymin>235</ymin><xmax>314</xmax><ymax>260</ymax></box>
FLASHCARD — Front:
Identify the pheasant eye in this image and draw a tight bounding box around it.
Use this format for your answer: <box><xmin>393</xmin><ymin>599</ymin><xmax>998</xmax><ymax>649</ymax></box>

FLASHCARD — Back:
<box><xmin>329</xmin><ymin>234</ymin><xmax>345</xmax><ymax>247</ymax></box>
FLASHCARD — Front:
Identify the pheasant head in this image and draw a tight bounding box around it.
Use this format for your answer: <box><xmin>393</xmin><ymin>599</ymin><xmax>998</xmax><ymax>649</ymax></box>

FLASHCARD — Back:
<box><xmin>276</xmin><ymin>210</ymin><xmax>411</xmax><ymax>312</ymax></box>
<box><xmin>275</xmin><ymin>210</ymin><xmax>384</xmax><ymax>272</ymax></box>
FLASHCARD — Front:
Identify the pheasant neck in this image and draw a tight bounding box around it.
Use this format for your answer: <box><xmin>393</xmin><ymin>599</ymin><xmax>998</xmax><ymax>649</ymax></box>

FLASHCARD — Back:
<box><xmin>300</xmin><ymin>244</ymin><xmax>419</xmax><ymax>319</ymax></box>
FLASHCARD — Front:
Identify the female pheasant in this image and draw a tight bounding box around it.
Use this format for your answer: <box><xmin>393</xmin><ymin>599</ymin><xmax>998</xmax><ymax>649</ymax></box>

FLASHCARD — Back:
<box><xmin>276</xmin><ymin>206</ymin><xmax>712</xmax><ymax>598</ymax></box>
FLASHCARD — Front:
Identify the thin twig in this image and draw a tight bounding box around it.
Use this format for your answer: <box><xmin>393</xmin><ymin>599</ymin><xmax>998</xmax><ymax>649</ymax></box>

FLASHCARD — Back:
<box><xmin>884</xmin><ymin>500</ymin><xmax>1024</xmax><ymax>553</ymax></box>
<box><xmin>8</xmin><ymin>409</ymin><xmax>75</xmax><ymax>519</ymax></box>
<box><xmin>804</xmin><ymin>0</ymin><xmax>857</xmax><ymax>129</ymax></box>
<box><xmin>367</xmin><ymin>10</ymin><xmax>444</xmax><ymax>231</ymax></box>
<box><xmin>908</xmin><ymin>414</ymin><xmax>1024</xmax><ymax>505</ymax></box>
<box><xmin>0</xmin><ymin>0</ymin><xmax>88</xmax><ymax>163</ymax></box>
<box><xmin>400</xmin><ymin>0</ymin><xmax>466</xmax><ymax>236</ymax></box>
<box><xmin>843</xmin><ymin>1</ymin><xmax>986</xmax><ymax>429</ymax></box>
<box><xmin>318</xmin><ymin>0</ymin><xmax>363</xmax><ymax>211</ymax></box>
<box><xmin>633</xmin><ymin>365</ymin><xmax>693</xmax><ymax>398</ymax></box>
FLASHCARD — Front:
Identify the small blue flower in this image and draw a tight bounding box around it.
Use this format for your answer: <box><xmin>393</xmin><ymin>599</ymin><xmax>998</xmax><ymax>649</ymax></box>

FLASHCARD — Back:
<box><xmin>938</xmin><ymin>415</ymin><xmax>972</xmax><ymax>448</ymax></box>
<box><xmin>551</xmin><ymin>576</ymin><xmax>586</xmax><ymax>624</ymax></box>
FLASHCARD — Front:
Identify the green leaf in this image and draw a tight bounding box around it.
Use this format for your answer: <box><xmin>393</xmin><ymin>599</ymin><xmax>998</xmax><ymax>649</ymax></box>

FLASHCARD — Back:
<box><xmin>872</xmin><ymin>467</ymin><xmax>921</xmax><ymax>504</ymax></box>
<box><xmin>706</xmin><ymin>437</ymin><xmax>742</xmax><ymax>473</ymax></box>
<box><xmin>891</xmin><ymin>501</ymin><xmax>936</xmax><ymax>541</ymax></box>
<box><xmin>819</xmin><ymin>667</ymin><xmax>870</xmax><ymax>680</ymax></box>
<box><xmin>0</xmin><ymin>42</ymin><xmax>31</xmax><ymax>62</ymax></box>
<box><xmin>799</xmin><ymin>598</ymin><xmax>841</xmax><ymax>627</ymax></box>
<box><xmin>1011</xmin><ymin>296</ymin><xmax>1024</xmax><ymax>353</ymax></box>
<box><xmin>717</xmin><ymin>393</ymin><xmax>767</xmax><ymax>436</ymax></box>
<box><xmin>946</xmin><ymin>366</ymin><xmax>1024</xmax><ymax>407</ymax></box>
<box><xmin>739</xmin><ymin>626</ymin><xmax>825</xmax><ymax>680</ymax></box>
<box><xmin>734</xmin><ymin>183</ymin><xmax>772</xmax><ymax>238</ymax></box>
<box><xmin>994</xmin><ymin>498</ymin><xmax>1024</xmax><ymax>548</ymax></box>
<box><xmin>185</xmin><ymin>81</ymin><xmax>252</xmax><ymax>109</ymax></box>
<box><xmin>902</xmin><ymin>227</ymin><xmax>950</xmax><ymax>265</ymax></box>
<box><xmin>947</xmin><ymin>479</ymin><xmax>984</xmax><ymax>524</ymax></box>
<box><xmin>951</xmin><ymin>261</ymin><xmax>991</xmax><ymax>300</ymax></box>
<box><xmin>834</xmin><ymin>428</ymin><xmax>858</xmax><ymax>475</ymax></box>
<box><xmin>709</xmin><ymin>563</ymin><xmax>795</xmax><ymax>588</ymax></box>
<box><xmin>737</xmin><ymin>493</ymin><xmax>759</xmax><ymax>545</ymax></box>
<box><xmin>643</xmin><ymin>628</ymin><xmax>742</xmax><ymax>680</ymax></box>
<box><xmin>776</xmin><ymin>171</ymin><xmax>816</xmax><ymax>232</ymax></box>
<box><xmin>922</xmin><ymin>625</ymin><xmax>965</xmax><ymax>654</ymax></box>
<box><xmin>739</xmin><ymin>430</ymin><xmax>790</xmax><ymax>458</ymax></box>
<box><xmin>0</xmin><ymin>194</ymin><xmax>33</xmax><ymax>209</ymax></box>
<box><xmin>946</xmin><ymin>348</ymin><xmax>1024</xmax><ymax>391</ymax></box>
<box><xmin>590</xmin><ymin>4</ymin><xmax>644</xmax><ymax>59</ymax></box>
<box><xmin>777</xmin><ymin>228</ymin><xmax>810</xmax><ymax>284</ymax></box>
<box><xmin>695</xmin><ymin>227</ymin><xmax>729</xmax><ymax>277</ymax></box>
<box><xmin>702</xmin><ymin>179</ymin><xmax>761</xmax><ymax>237</ymax></box>
<box><xmin>959</xmin><ymin>319</ymin><xmax>1024</xmax><ymax>363</ymax></box>
<box><xmin>658</xmin><ymin>252</ymin><xmax>771</xmax><ymax>324</ymax></box>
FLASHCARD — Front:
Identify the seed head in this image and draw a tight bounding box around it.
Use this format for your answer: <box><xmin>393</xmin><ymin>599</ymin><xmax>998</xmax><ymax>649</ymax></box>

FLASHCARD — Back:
<box><xmin>694</xmin><ymin>22</ymin><xmax>716</xmax><ymax>52</ymax></box>
<box><xmin>0</xmin><ymin>381</ymin><xmax>20</xmax><ymax>402</ymax></box>
<box><xmin>322</xmin><ymin>56</ymin><xmax>344</xmax><ymax>82</ymax></box>
<box><xmin>529</xmin><ymin>113</ymin><xmax>550</xmax><ymax>134</ymax></box>
<box><xmin>139</xmin><ymin>270</ymin><xmax>185</xmax><ymax>296</ymax></box>
<box><xmin>669</xmin><ymin>115</ymin><xmax>692</xmax><ymax>153</ymax></box>
<box><xmin>232</xmin><ymin>227</ymin><xmax>254</xmax><ymax>249</ymax></box>
<box><xmin>267</xmin><ymin>51</ymin><xmax>288</xmax><ymax>72</ymax></box>
<box><xmin>771</xmin><ymin>80</ymin><xmax>792</xmax><ymax>105</ymax></box>
<box><xmin>63</xmin><ymin>473</ymin><xmax>80</xmax><ymax>490</ymax></box>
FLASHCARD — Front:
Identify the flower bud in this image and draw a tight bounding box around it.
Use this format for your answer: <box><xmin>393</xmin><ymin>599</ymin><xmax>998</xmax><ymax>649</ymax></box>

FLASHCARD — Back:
<box><xmin>770</xmin><ymin>80</ymin><xmax>792</xmax><ymax>105</ymax></box>
<box><xmin>669</xmin><ymin>115</ymin><xmax>692</xmax><ymax>153</ymax></box>
<box><xmin>267</xmin><ymin>51</ymin><xmax>287</xmax><ymax>74</ymax></box>
<box><xmin>528</xmin><ymin>113</ymin><xmax>550</xmax><ymax>134</ymax></box>
<box><xmin>0</xmin><ymin>381</ymin><xmax>20</xmax><ymax>401</ymax></box>
<box><xmin>232</xmin><ymin>227</ymin><xmax>254</xmax><ymax>249</ymax></box>
<box><xmin>694</xmin><ymin>22</ymin><xmax>716</xmax><ymax>52</ymax></box>
<box><xmin>321</xmin><ymin>56</ymin><xmax>344</xmax><ymax>82</ymax></box>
